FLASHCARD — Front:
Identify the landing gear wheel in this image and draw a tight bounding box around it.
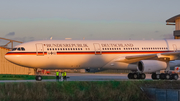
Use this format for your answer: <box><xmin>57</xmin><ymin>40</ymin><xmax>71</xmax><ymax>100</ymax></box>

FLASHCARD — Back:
<box><xmin>35</xmin><ymin>75</ymin><xmax>42</xmax><ymax>81</ymax></box>
<box><xmin>151</xmin><ymin>73</ymin><xmax>156</xmax><ymax>79</ymax></box>
<box><xmin>128</xmin><ymin>73</ymin><xmax>133</xmax><ymax>79</ymax></box>
<box><xmin>172</xmin><ymin>74</ymin><xmax>179</xmax><ymax>80</ymax></box>
<box><xmin>133</xmin><ymin>73</ymin><xmax>138</xmax><ymax>79</ymax></box>
<box><xmin>156</xmin><ymin>74</ymin><xmax>160</xmax><ymax>79</ymax></box>
<box><xmin>140</xmin><ymin>73</ymin><xmax>146</xmax><ymax>79</ymax></box>
<box><xmin>165</xmin><ymin>74</ymin><xmax>170</xmax><ymax>80</ymax></box>
<box><xmin>128</xmin><ymin>73</ymin><xmax>146</xmax><ymax>79</ymax></box>
<box><xmin>160</xmin><ymin>73</ymin><xmax>165</xmax><ymax>80</ymax></box>
<box><xmin>151</xmin><ymin>73</ymin><xmax>160</xmax><ymax>80</ymax></box>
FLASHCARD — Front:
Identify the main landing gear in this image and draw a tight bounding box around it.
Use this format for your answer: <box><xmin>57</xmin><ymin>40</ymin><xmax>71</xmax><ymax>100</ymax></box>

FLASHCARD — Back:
<box><xmin>151</xmin><ymin>73</ymin><xmax>178</xmax><ymax>80</ymax></box>
<box><xmin>128</xmin><ymin>73</ymin><xmax>146</xmax><ymax>79</ymax></box>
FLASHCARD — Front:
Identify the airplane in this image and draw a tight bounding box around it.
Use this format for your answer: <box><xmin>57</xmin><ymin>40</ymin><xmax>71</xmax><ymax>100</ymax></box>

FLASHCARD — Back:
<box><xmin>4</xmin><ymin>39</ymin><xmax>180</xmax><ymax>81</ymax></box>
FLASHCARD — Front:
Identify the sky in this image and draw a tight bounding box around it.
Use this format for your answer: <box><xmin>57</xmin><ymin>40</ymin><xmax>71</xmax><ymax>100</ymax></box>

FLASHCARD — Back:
<box><xmin>0</xmin><ymin>0</ymin><xmax>180</xmax><ymax>45</ymax></box>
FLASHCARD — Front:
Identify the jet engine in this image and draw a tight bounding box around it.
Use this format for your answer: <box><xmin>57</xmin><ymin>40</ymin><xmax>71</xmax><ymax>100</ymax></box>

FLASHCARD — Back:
<box><xmin>137</xmin><ymin>60</ymin><xmax>167</xmax><ymax>73</ymax></box>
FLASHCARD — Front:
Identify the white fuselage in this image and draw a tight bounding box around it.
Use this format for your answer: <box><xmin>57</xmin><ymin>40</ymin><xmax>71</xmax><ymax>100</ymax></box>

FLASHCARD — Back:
<box><xmin>4</xmin><ymin>39</ymin><xmax>180</xmax><ymax>70</ymax></box>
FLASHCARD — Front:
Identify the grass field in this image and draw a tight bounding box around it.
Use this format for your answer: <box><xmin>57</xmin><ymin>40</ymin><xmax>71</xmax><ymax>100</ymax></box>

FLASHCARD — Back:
<box><xmin>0</xmin><ymin>75</ymin><xmax>180</xmax><ymax>101</ymax></box>
<box><xmin>0</xmin><ymin>74</ymin><xmax>55</xmax><ymax>80</ymax></box>
<box><xmin>0</xmin><ymin>81</ymin><xmax>151</xmax><ymax>101</ymax></box>
<box><xmin>2</xmin><ymin>80</ymin><xmax>180</xmax><ymax>101</ymax></box>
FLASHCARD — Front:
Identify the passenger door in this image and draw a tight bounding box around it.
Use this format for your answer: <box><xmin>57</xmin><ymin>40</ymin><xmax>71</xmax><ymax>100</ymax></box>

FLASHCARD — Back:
<box><xmin>93</xmin><ymin>43</ymin><xmax>101</xmax><ymax>55</ymax></box>
<box><xmin>173</xmin><ymin>44</ymin><xmax>178</xmax><ymax>52</ymax></box>
<box><xmin>36</xmin><ymin>43</ymin><xmax>44</xmax><ymax>56</ymax></box>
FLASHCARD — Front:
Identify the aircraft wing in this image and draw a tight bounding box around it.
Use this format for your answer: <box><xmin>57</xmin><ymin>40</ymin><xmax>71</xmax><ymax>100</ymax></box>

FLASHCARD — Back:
<box><xmin>115</xmin><ymin>51</ymin><xmax>180</xmax><ymax>63</ymax></box>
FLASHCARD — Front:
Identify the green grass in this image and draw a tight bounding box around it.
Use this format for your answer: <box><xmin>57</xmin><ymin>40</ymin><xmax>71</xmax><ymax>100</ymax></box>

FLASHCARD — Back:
<box><xmin>0</xmin><ymin>74</ymin><xmax>55</xmax><ymax>80</ymax></box>
<box><xmin>0</xmin><ymin>76</ymin><xmax>179</xmax><ymax>101</ymax></box>
<box><xmin>0</xmin><ymin>80</ymin><xmax>179</xmax><ymax>101</ymax></box>
<box><xmin>0</xmin><ymin>81</ymin><xmax>151</xmax><ymax>101</ymax></box>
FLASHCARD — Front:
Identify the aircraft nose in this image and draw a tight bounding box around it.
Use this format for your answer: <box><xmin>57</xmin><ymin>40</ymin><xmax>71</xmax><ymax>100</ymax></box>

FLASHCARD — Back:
<box><xmin>4</xmin><ymin>52</ymin><xmax>11</xmax><ymax>61</ymax></box>
<box><xmin>4</xmin><ymin>52</ymin><xmax>26</xmax><ymax>67</ymax></box>
<box><xmin>4</xmin><ymin>52</ymin><xmax>16</xmax><ymax>63</ymax></box>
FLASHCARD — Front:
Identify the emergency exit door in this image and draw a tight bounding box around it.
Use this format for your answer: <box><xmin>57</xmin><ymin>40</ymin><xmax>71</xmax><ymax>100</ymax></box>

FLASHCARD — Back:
<box><xmin>93</xmin><ymin>43</ymin><xmax>101</xmax><ymax>55</ymax></box>
<box><xmin>36</xmin><ymin>43</ymin><xmax>44</xmax><ymax>56</ymax></box>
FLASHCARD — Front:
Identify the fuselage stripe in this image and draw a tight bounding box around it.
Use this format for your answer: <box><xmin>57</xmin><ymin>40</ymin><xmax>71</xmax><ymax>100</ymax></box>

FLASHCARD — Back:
<box><xmin>5</xmin><ymin>51</ymin><xmax>172</xmax><ymax>55</ymax></box>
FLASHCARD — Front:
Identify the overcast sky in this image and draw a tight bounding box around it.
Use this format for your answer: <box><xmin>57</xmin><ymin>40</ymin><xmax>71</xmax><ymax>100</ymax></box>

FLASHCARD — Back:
<box><xmin>0</xmin><ymin>0</ymin><xmax>180</xmax><ymax>43</ymax></box>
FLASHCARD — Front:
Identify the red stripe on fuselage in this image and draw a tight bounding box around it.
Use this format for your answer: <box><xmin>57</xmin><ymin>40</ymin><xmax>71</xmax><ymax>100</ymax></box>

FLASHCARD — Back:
<box><xmin>5</xmin><ymin>52</ymin><xmax>47</xmax><ymax>55</ymax></box>
<box><xmin>5</xmin><ymin>51</ymin><xmax>171</xmax><ymax>55</ymax></box>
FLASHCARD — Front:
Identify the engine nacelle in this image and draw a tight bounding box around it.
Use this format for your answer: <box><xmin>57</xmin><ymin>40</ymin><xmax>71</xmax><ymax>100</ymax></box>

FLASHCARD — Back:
<box><xmin>137</xmin><ymin>60</ymin><xmax>167</xmax><ymax>73</ymax></box>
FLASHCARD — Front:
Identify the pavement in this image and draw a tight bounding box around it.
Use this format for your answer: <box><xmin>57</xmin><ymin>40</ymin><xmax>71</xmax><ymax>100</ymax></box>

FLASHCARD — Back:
<box><xmin>0</xmin><ymin>73</ymin><xmax>179</xmax><ymax>82</ymax></box>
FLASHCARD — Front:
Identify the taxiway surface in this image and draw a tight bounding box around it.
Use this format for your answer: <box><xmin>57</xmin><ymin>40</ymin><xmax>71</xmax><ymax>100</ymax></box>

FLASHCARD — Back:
<box><xmin>0</xmin><ymin>73</ymin><xmax>179</xmax><ymax>82</ymax></box>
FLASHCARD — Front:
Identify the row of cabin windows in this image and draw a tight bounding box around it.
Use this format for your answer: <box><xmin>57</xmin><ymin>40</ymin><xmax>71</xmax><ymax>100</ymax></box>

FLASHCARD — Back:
<box><xmin>47</xmin><ymin>47</ymin><xmax>168</xmax><ymax>51</ymax></box>
<box><xmin>124</xmin><ymin>48</ymin><xmax>139</xmax><ymax>50</ymax></box>
<box><xmin>142</xmin><ymin>47</ymin><xmax>168</xmax><ymax>50</ymax></box>
<box><xmin>47</xmin><ymin>48</ymin><xmax>82</xmax><ymax>51</ymax></box>
<box><xmin>102</xmin><ymin>48</ymin><xmax>139</xmax><ymax>50</ymax></box>
<box><xmin>102</xmin><ymin>48</ymin><xmax>121</xmax><ymax>50</ymax></box>
<box><xmin>102</xmin><ymin>47</ymin><xmax>167</xmax><ymax>51</ymax></box>
<box><xmin>12</xmin><ymin>47</ymin><xmax>25</xmax><ymax>51</ymax></box>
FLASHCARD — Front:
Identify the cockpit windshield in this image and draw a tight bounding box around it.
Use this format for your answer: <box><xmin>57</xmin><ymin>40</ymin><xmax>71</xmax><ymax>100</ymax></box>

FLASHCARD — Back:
<box><xmin>12</xmin><ymin>48</ymin><xmax>17</xmax><ymax>51</ymax></box>
<box><xmin>21</xmin><ymin>47</ymin><xmax>25</xmax><ymax>51</ymax></box>
<box><xmin>12</xmin><ymin>47</ymin><xmax>25</xmax><ymax>51</ymax></box>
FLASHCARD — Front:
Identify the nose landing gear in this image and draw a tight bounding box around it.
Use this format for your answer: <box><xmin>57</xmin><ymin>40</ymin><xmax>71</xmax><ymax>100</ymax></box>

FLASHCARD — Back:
<box><xmin>35</xmin><ymin>75</ymin><xmax>42</xmax><ymax>81</ymax></box>
<box><xmin>34</xmin><ymin>68</ymin><xmax>42</xmax><ymax>81</ymax></box>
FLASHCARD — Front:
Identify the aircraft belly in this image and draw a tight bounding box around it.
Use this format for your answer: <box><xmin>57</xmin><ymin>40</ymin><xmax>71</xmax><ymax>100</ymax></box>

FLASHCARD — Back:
<box><xmin>102</xmin><ymin>62</ymin><xmax>137</xmax><ymax>70</ymax></box>
<box><xmin>46</xmin><ymin>55</ymin><xmax>117</xmax><ymax>69</ymax></box>
<box><xmin>10</xmin><ymin>54</ymin><xmax>136</xmax><ymax>70</ymax></box>
<box><xmin>41</xmin><ymin>54</ymin><xmax>121</xmax><ymax>69</ymax></box>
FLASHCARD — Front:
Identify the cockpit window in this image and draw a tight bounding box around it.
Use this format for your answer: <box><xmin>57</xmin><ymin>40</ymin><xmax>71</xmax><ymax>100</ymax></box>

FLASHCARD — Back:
<box><xmin>12</xmin><ymin>48</ymin><xmax>17</xmax><ymax>51</ymax></box>
<box><xmin>13</xmin><ymin>47</ymin><xmax>25</xmax><ymax>51</ymax></box>
<box><xmin>17</xmin><ymin>47</ymin><xmax>21</xmax><ymax>51</ymax></box>
<box><xmin>21</xmin><ymin>47</ymin><xmax>25</xmax><ymax>51</ymax></box>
